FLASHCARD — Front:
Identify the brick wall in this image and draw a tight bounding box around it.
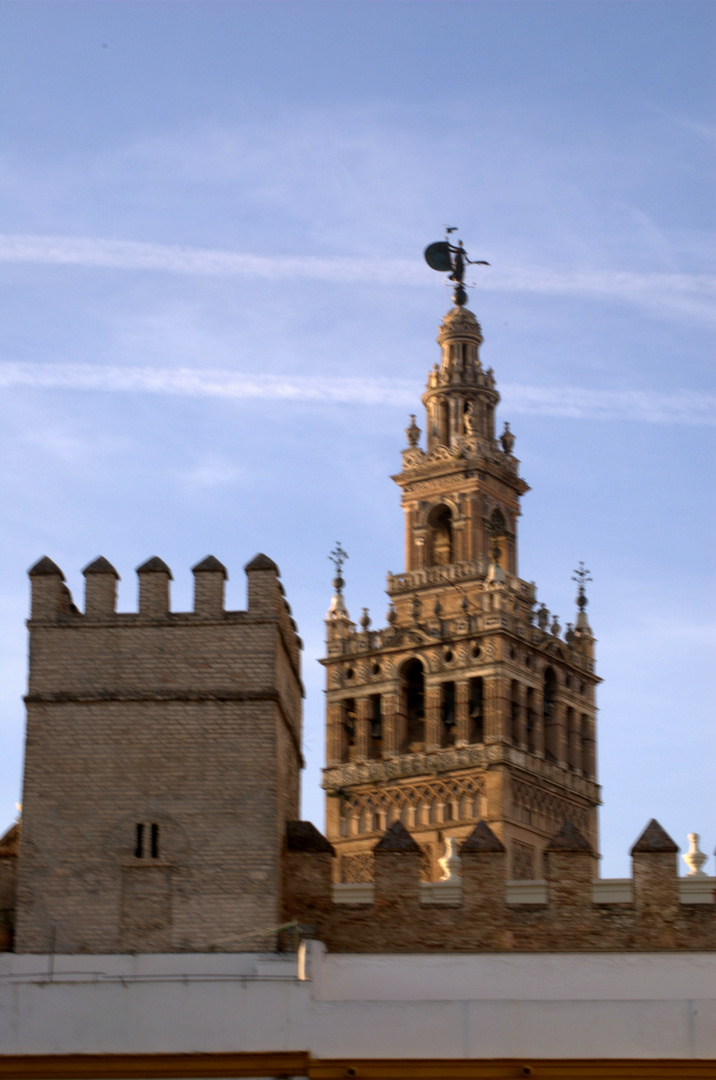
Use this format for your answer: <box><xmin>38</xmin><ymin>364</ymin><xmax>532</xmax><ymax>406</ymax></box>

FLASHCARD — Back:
<box><xmin>13</xmin><ymin>553</ymin><xmax>303</xmax><ymax>954</ymax></box>
<box><xmin>284</xmin><ymin>819</ymin><xmax>716</xmax><ymax>953</ymax></box>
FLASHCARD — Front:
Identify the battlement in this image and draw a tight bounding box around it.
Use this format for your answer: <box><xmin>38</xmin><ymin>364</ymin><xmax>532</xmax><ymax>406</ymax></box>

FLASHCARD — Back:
<box><xmin>26</xmin><ymin>553</ymin><xmax>303</xmax><ymax>699</ymax></box>
<box><xmin>15</xmin><ymin>553</ymin><xmax>305</xmax><ymax>955</ymax></box>
<box><xmin>29</xmin><ymin>553</ymin><xmax>301</xmax><ymax>631</ymax></box>
<box><xmin>284</xmin><ymin>819</ymin><xmax>716</xmax><ymax>954</ymax></box>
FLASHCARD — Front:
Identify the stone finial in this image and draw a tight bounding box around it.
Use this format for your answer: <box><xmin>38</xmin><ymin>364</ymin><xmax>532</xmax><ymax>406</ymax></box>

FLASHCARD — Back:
<box><xmin>545</xmin><ymin>820</ymin><xmax>593</xmax><ymax>853</ymax></box>
<box><xmin>551</xmin><ymin>614</ymin><xmax>561</xmax><ymax>637</ymax></box>
<box><xmin>327</xmin><ymin>542</ymin><xmax>350</xmax><ymax>622</ymax></box>
<box><xmin>460</xmin><ymin>820</ymin><xmax>506</xmax><ymax>853</ymax></box>
<box><xmin>360</xmin><ymin>607</ymin><xmax>371</xmax><ymax>631</ymax></box>
<box><xmin>537</xmin><ymin>603</ymin><xmax>550</xmax><ymax>630</ymax></box>
<box><xmin>682</xmin><ymin>833</ymin><xmax>708</xmax><ymax>877</ymax></box>
<box><xmin>405</xmin><ymin>414</ymin><xmax>421</xmax><ymax>447</ymax></box>
<box><xmin>374</xmin><ymin>821</ymin><xmax>422</xmax><ymax>853</ymax></box>
<box><xmin>286</xmin><ymin>821</ymin><xmax>335</xmax><ymax>854</ymax></box>
<box><xmin>573</xmin><ymin>562</ymin><xmax>593</xmax><ymax>633</ymax></box>
<box><xmin>500</xmin><ymin>421</ymin><xmax>515</xmax><ymax>455</ymax></box>
<box><xmin>630</xmin><ymin>819</ymin><xmax>679</xmax><ymax>854</ymax></box>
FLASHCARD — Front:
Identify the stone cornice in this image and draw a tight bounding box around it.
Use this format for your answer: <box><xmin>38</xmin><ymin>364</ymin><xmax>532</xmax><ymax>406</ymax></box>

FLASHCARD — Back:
<box><xmin>323</xmin><ymin>742</ymin><xmax>601</xmax><ymax>804</ymax></box>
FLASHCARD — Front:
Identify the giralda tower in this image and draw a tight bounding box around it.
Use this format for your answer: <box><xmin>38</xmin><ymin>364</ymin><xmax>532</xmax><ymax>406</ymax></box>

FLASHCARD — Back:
<box><xmin>322</xmin><ymin>235</ymin><xmax>600</xmax><ymax>883</ymax></box>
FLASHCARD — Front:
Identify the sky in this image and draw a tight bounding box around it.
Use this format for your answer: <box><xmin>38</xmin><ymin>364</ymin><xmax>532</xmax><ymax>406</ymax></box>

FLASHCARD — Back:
<box><xmin>0</xmin><ymin>0</ymin><xmax>714</xmax><ymax>879</ymax></box>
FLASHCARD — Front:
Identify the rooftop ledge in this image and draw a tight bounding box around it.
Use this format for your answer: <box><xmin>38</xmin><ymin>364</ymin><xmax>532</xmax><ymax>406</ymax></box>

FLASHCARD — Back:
<box><xmin>333</xmin><ymin>877</ymin><xmax>716</xmax><ymax>907</ymax></box>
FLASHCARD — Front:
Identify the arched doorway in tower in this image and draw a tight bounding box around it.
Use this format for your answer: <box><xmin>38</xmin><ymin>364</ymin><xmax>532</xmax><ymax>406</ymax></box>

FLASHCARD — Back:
<box><xmin>427</xmin><ymin>504</ymin><xmax>453</xmax><ymax>567</ymax></box>
<box><xmin>400</xmin><ymin>658</ymin><xmax>425</xmax><ymax>753</ymax></box>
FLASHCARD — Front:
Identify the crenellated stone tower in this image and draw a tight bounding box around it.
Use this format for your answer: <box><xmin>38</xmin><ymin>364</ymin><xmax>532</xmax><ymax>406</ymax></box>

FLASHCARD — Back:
<box><xmin>322</xmin><ymin>288</ymin><xmax>601</xmax><ymax>884</ymax></box>
<box><xmin>15</xmin><ymin>553</ymin><xmax>303</xmax><ymax>953</ymax></box>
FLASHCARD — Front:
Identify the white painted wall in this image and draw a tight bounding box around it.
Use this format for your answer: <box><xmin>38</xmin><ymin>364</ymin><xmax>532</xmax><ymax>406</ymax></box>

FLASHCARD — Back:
<box><xmin>1</xmin><ymin>945</ymin><xmax>714</xmax><ymax>1060</ymax></box>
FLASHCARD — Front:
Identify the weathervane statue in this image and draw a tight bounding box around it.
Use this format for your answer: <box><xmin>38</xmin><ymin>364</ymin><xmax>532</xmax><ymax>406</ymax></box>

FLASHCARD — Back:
<box><xmin>424</xmin><ymin>226</ymin><xmax>489</xmax><ymax>306</ymax></box>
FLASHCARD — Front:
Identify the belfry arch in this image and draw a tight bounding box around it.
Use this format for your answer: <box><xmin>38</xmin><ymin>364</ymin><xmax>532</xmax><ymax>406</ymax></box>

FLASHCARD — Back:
<box><xmin>400</xmin><ymin>658</ymin><xmax>425</xmax><ymax>753</ymax></box>
<box><xmin>427</xmin><ymin>504</ymin><xmax>453</xmax><ymax>567</ymax></box>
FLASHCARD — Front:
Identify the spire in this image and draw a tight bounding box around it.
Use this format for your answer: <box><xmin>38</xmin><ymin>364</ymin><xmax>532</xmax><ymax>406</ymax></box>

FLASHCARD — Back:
<box><xmin>327</xmin><ymin>541</ymin><xmax>350</xmax><ymax>620</ymax></box>
<box><xmin>572</xmin><ymin>562</ymin><xmax>593</xmax><ymax>633</ymax></box>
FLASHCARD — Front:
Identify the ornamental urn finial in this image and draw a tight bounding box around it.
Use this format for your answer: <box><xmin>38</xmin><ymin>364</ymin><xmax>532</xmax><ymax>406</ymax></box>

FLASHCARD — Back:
<box><xmin>500</xmin><ymin>421</ymin><xmax>515</xmax><ymax>455</ymax></box>
<box><xmin>682</xmin><ymin>833</ymin><xmax>708</xmax><ymax>877</ymax></box>
<box><xmin>405</xmin><ymin>414</ymin><xmax>421</xmax><ymax>447</ymax></box>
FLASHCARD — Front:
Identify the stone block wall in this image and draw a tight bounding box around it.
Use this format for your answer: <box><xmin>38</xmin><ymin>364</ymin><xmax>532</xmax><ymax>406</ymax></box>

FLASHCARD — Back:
<box><xmin>284</xmin><ymin>819</ymin><xmax>716</xmax><ymax>953</ymax></box>
<box><xmin>14</xmin><ymin>553</ymin><xmax>303</xmax><ymax>954</ymax></box>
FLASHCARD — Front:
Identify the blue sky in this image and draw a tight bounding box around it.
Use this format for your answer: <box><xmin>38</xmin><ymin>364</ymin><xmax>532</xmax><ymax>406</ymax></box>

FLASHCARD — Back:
<box><xmin>0</xmin><ymin>0</ymin><xmax>714</xmax><ymax>877</ymax></box>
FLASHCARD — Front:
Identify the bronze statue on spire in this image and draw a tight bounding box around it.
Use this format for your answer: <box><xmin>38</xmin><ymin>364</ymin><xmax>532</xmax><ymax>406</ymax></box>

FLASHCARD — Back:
<box><xmin>424</xmin><ymin>228</ymin><xmax>489</xmax><ymax>306</ymax></box>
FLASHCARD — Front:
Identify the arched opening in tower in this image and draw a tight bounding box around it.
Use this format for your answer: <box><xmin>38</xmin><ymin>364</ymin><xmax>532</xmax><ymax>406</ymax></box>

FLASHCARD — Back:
<box><xmin>489</xmin><ymin>507</ymin><xmax>507</xmax><ymax>569</ymax></box>
<box><xmin>427</xmin><ymin>504</ymin><xmax>453</xmax><ymax>567</ymax></box>
<box><xmin>400</xmin><ymin>658</ymin><xmax>425</xmax><ymax>753</ymax></box>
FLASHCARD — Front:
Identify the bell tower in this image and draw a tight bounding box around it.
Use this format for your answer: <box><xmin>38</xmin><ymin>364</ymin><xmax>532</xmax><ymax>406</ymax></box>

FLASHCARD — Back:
<box><xmin>321</xmin><ymin>236</ymin><xmax>601</xmax><ymax>884</ymax></box>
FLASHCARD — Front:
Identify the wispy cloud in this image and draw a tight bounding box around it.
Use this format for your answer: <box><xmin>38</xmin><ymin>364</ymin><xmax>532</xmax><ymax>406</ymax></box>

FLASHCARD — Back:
<box><xmin>1</xmin><ymin>234</ymin><xmax>714</xmax><ymax>323</ymax></box>
<box><xmin>1</xmin><ymin>361</ymin><xmax>713</xmax><ymax>425</ymax></box>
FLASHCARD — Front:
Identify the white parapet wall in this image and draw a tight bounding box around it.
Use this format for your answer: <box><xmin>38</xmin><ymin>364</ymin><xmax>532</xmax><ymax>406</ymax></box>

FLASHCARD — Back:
<box><xmin>1</xmin><ymin>945</ymin><xmax>715</xmax><ymax>1061</ymax></box>
<box><xmin>333</xmin><ymin>876</ymin><xmax>716</xmax><ymax>906</ymax></box>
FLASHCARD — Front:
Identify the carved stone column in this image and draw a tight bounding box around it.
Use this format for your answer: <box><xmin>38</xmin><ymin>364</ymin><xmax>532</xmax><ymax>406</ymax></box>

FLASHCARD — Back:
<box><xmin>515</xmin><ymin>682</ymin><xmax>528</xmax><ymax>750</ymax></box>
<box><xmin>568</xmin><ymin>710</ymin><xmax>583</xmax><ymax>773</ymax></box>
<box><xmin>424</xmin><ymin>683</ymin><xmax>441</xmax><ymax>750</ymax></box>
<box><xmin>483</xmin><ymin>675</ymin><xmax>508</xmax><ymax>743</ymax></box>
<box><xmin>551</xmin><ymin>702</ymin><xmax>568</xmax><ymax>768</ymax></box>
<box><xmin>326</xmin><ymin>702</ymin><xmax>344</xmax><ymax>766</ymax></box>
<box><xmin>382</xmin><ymin>692</ymin><xmax>400</xmax><ymax>757</ymax></box>
<box><xmin>582</xmin><ymin>712</ymin><xmax>596</xmax><ymax>777</ymax></box>
<box><xmin>355</xmin><ymin>696</ymin><xmax>371</xmax><ymax>761</ymax></box>
<box><xmin>531</xmin><ymin>683</ymin><xmax>544</xmax><ymax>757</ymax></box>
<box><xmin>455</xmin><ymin>680</ymin><xmax>470</xmax><ymax>744</ymax></box>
